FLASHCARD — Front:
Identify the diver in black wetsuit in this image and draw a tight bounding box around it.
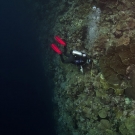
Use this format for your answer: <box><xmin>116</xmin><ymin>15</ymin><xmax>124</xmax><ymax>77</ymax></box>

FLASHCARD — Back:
<box><xmin>51</xmin><ymin>36</ymin><xmax>92</xmax><ymax>73</ymax></box>
<box><xmin>60</xmin><ymin>46</ymin><xmax>91</xmax><ymax>73</ymax></box>
<box><xmin>60</xmin><ymin>46</ymin><xmax>90</xmax><ymax>64</ymax></box>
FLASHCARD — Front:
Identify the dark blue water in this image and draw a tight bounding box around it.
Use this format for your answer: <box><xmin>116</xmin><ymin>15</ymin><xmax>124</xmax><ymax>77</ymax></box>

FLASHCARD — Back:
<box><xmin>0</xmin><ymin>0</ymin><xmax>56</xmax><ymax>135</ymax></box>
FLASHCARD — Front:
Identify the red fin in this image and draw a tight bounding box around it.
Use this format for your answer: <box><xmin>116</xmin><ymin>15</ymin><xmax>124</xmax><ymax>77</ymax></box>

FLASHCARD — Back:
<box><xmin>51</xmin><ymin>44</ymin><xmax>62</xmax><ymax>55</ymax></box>
<box><xmin>54</xmin><ymin>36</ymin><xmax>66</xmax><ymax>46</ymax></box>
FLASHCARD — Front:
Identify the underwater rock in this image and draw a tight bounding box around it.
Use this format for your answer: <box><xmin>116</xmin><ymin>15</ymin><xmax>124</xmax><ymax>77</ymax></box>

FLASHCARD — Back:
<box><xmin>119</xmin><ymin>116</ymin><xmax>135</xmax><ymax>135</ymax></box>
<box><xmin>87</xmin><ymin>128</ymin><xmax>101</xmax><ymax>135</ymax></box>
<box><xmin>126</xmin><ymin>17</ymin><xmax>135</xmax><ymax>30</ymax></box>
<box><xmin>98</xmin><ymin>119</ymin><xmax>111</xmax><ymax>130</ymax></box>
<box><xmin>115</xmin><ymin>110</ymin><xmax>123</xmax><ymax>119</ymax></box>
<box><xmin>100</xmin><ymin>73</ymin><xmax>110</xmax><ymax>90</ymax></box>
<box><xmin>113</xmin><ymin>30</ymin><xmax>123</xmax><ymax>38</ymax></box>
<box><xmin>125</xmin><ymin>97</ymin><xmax>131</xmax><ymax>105</ymax></box>
<box><xmin>125</xmin><ymin>64</ymin><xmax>135</xmax><ymax>99</ymax></box>
<box><xmin>117</xmin><ymin>36</ymin><xmax>130</xmax><ymax>46</ymax></box>
<box><xmin>98</xmin><ymin>109</ymin><xmax>107</xmax><ymax>118</ymax></box>
<box><xmin>116</xmin><ymin>16</ymin><xmax>135</xmax><ymax>31</ymax></box>
<box><xmin>105</xmin><ymin>129</ymin><xmax>118</xmax><ymax>135</ymax></box>
<box><xmin>119</xmin><ymin>123</ymin><xmax>128</xmax><ymax>135</ymax></box>
<box><xmin>82</xmin><ymin>106</ymin><xmax>92</xmax><ymax>119</ymax></box>
<box><xmin>99</xmin><ymin>43</ymin><xmax>135</xmax><ymax>96</ymax></box>
<box><xmin>100</xmin><ymin>73</ymin><xmax>125</xmax><ymax>96</ymax></box>
<box><xmin>96</xmin><ymin>89</ymin><xmax>108</xmax><ymax>99</ymax></box>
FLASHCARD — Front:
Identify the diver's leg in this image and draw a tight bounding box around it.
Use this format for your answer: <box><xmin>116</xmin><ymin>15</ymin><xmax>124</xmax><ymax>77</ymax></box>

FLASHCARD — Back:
<box><xmin>60</xmin><ymin>54</ymin><xmax>65</xmax><ymax>63</ymax></box>
<box><xmin>60</xmin><ymin>54</ymin><xmax>73</xmax><ymax>63</ymax></box>
<box><xmin>63</xmin><ymin>46</ymin><xmax>70</xmax><ymax>57</ymax></box>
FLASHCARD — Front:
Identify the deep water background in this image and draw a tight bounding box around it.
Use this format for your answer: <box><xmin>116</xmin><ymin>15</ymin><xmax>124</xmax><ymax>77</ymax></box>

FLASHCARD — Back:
<box><xmin>0</xmin><ymin>0</ymin><xmax>56</xmax><ymax>135</ymax></box>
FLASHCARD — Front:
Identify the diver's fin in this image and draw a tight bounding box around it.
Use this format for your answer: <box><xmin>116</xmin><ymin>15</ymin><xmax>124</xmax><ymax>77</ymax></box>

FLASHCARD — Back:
<box><xmin>51</xmin><ymin>44</ymin><xmax>62</xmax><ymax>55</ymax></box>
<box><xmin>54</xmin><ymin>36</ymin><xmax>66</xmax><ymax>46</ymax></box>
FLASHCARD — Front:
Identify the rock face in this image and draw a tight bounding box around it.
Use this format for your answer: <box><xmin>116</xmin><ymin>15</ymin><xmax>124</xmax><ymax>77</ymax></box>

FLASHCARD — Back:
<box><xmin>35</xmin><ymin>0</ymin><xmax>135</xmax><ymax>134</ymax></box>
<box><xmin>119</xmin><ymin>116</ymin><xmax>135</xmax><ymax>135</ymax></box>
<box><xmin>98</xmin><ymin>109</ymin><xmax>107</xmax><ymax>118</ymax></box>
<box><xmin>99</xmin><ymin>42</ymin><xmax>135</xmax><ymax>99</ymax></box>
<box><xmin>100</xmin><ymin>45</ymin><xmax>133</xmax><ymax>84</ymax></box>
<box><xmin>125</xmin><ymin>65</ymin><xmax>135</xmax><ymax>99</ymax></box>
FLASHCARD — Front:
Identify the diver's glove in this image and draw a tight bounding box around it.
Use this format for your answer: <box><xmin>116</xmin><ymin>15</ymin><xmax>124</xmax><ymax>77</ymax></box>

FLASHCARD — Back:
<box><xmin>80</xmin><ymin>66</ymin><xmax>83</xmax><ymax>73</ymax></box>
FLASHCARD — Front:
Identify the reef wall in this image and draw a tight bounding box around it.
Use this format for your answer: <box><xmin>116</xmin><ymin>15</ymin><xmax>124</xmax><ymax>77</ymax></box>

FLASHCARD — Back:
<box><xmin>33</xmin><ymin>0</ymin><xmax>135</xmax><ymax>135</ymax></box>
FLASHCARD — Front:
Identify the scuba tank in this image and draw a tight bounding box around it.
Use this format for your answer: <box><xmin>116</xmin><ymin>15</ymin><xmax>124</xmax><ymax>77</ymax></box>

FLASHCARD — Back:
<box><xmin>72</xmin><ymin>50</ymin><xmax>86</xmax><ymax>57</ymax></box>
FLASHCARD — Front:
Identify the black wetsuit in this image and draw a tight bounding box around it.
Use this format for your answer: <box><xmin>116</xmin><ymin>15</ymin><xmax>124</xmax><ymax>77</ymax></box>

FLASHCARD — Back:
<box><xmin>60</xmin><ymin>46</ymin><xmax>87</xmax><ymax>66</ymax></box>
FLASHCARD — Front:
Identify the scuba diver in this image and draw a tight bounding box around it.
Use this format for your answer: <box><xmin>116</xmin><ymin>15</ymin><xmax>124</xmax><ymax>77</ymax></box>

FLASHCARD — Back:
<box><xmin>51</xmin><ymin>36</ymin><xmax>92</xmax><ymax>73</ymax></box>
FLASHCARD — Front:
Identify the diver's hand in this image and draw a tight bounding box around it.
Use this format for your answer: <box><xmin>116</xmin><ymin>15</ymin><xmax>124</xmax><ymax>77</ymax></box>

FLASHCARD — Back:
<box><xmin>80</xmin><ymin>66</ymin><xmax>83</xmax><ymax>73</ymax></box>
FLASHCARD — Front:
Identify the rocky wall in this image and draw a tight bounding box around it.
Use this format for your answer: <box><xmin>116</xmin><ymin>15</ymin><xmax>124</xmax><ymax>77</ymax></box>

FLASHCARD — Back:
<box><xmin>36</xmin><ymin>0</ymin><xmax>135</xmax><ymax>134</ymax></box>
